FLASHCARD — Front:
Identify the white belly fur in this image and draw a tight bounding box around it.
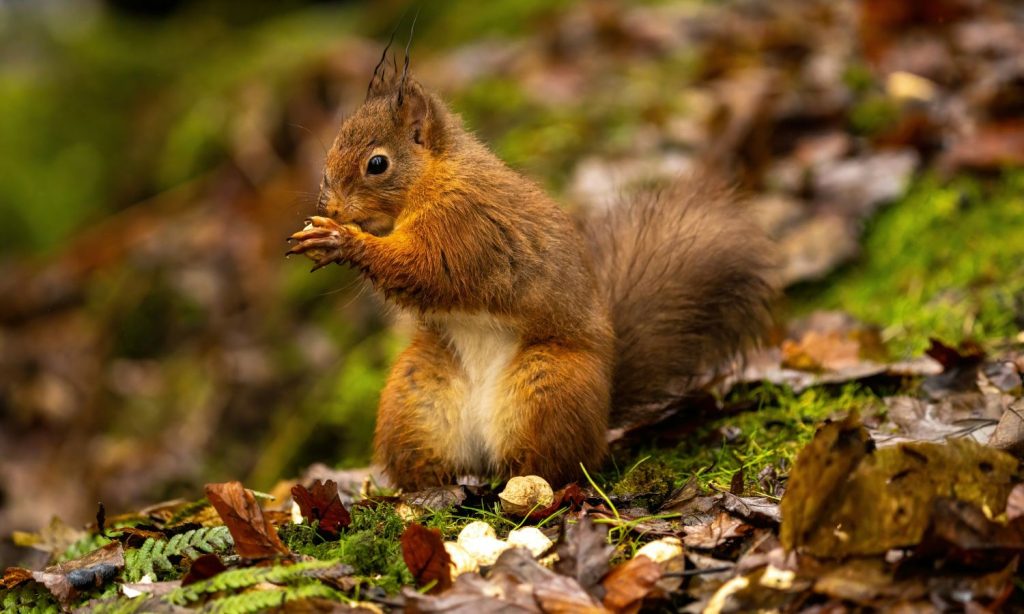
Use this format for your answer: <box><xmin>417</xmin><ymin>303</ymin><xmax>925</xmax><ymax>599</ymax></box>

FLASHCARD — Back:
<box><xmin>436</xmin><ymin>312</ymin><xmax>519</xmax><ymax>470</ymax></box>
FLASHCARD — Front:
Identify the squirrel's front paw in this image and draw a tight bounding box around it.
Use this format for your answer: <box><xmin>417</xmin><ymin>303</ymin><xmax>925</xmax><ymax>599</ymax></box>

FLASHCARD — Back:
<box><xmin>287</xmin><ymin>216</ymin><xmax>360</xmax><ymax>271</ymax></box>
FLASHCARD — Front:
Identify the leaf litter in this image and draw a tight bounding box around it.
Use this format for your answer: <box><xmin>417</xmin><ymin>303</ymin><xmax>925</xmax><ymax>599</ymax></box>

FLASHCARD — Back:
<box><xmin>5</xmin><ymin>0</ymin><xmax>1024</xmax><ymax>611</ymax></box>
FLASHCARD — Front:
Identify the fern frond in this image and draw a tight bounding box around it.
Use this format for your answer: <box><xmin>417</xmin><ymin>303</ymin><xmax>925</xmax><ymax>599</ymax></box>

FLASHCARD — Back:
<box><xmin>202</xmin><ymin>584</ymin><xmax>344</xmax><ymax>614</ymax></box>
<box><xmin>59</xmin><ymin>533</ymin><xmax>114</xmax><ymax>562</ymax></box>
<box><xmin>166</xmin><ymin>559</ymin><xmax>345</xmax><ymax>606</ymax></box>
<box><xmin>72</xmin><ymin>595</ymin><xmax>148</xmax><ymax>614</ymax></box>
<box><xmin>124</xmin><ymin>526</ymin><xmax>233</xmax><ymax>582</ymax></box>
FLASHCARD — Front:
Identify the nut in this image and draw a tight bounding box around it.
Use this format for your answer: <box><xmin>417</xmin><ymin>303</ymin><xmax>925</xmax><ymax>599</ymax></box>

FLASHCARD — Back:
<box><xmin>507</xmin><ymin>527</ymin><xmax>553</xmax><ymax>557</ymax></box>
<box><xmin>499</xmin><ymin>475</ymin><xmax>554</xmax><ymax>516</ymax></box>
<box><xmin>444</xmin><ymin>541</ymin><xmax>479</xmax><ymax>577</ymax></box>
<box><xmin>635</xmin><ymin>536</ymin><xmax>683</xmax><ymax>563</ymax></box>
<box><xmin>457</xmin><ymin>521</ymin><xmax>510</xmax><ymax>566</ymax></box>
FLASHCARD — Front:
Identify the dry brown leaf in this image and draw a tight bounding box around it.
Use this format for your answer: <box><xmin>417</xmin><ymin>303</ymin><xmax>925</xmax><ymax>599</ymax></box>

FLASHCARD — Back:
<box><xmin>601</xmin><ymin>555</ymin><xmax>662</xmax><ymax>614</ymax></box>
<box><xmin>779</xmin><ymin>413</ymin><xmax>874</xmax><ymax>552</ymax></box>
<box><xmin>940</xmin><ymin>120</ymin><xmax>1024</xmax><ymax>172</ymax></box>
<box><xmin>682</xmin><ymin>513</ymin><xmax>754</xmax><ymax>550</ymax></box>
<box><xmin>554</xmin><ymin>516</ymin><xmax>614</xmax><ymax>597</ymax></box>
<box><xmin>782</xmin><ymin>422</ymin><xmax>1021</xmax><ymax>557</ymax></box>
<box><xmin>528</xmin><ymin>483</ymin><xmax>588</xmax><ymax>520</ymax></box>
<box><xmin>401</xmin><ymin>523</ymin><xmax>453</xmax><ymax>594</ymax></box>
<box><xmin>181</xmin><ymin>553</ymin><xmax>227</xmax><ymax>587</ymax></box>
<box><xmin>404</xmin><ymin>572</ymin><xmax>541</xmax><ymax>613</ymax></box>
<box><xmin>781</xmin><ymin>330</ymin><xmax>872</xmax><ymax>372</ymax></box>
<box><xmin>3</xmin><ymin>542</ymin><xmax>124</xmax><ymax>607</ymax></box>
<box><xmin>291</xmin><ymin>479</ymin><xmax>351</xmax><ymax>537</ymax></box>
<box><xmin>204</xmin><ymin>481</ymin><xmax>290</xmax><ymax>559</ymax></box>
<box><xmin>1005</xmin><ymin>483</ymin><xmax>1024</xmax><ymax>521</ymax></box>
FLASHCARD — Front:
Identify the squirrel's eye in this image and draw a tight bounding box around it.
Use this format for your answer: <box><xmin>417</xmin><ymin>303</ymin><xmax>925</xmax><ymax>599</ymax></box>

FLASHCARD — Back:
<box><xmin>366</xmin><ymin>155</ymin><xmax>389</xmax><ymax>175</ymax></box>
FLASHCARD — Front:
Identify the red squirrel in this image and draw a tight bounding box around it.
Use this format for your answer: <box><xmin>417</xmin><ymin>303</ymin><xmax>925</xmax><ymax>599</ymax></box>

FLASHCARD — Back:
<box><xmin>287</xmin><ymin>65</ymin><xmax>775</xmax><ymax>490</ymax></box>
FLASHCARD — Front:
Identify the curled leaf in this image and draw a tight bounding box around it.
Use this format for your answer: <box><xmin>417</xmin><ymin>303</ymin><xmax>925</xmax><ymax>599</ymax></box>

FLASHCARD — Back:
<box><xmin>204</xmin><ymin>481</ymin><xmax>289</xmax><ymax>559</ymax></box>
<box><xmin>291</xmin><ymin>479</ymin><xmax>352</xmax><ymax>537</ymax></box>
<box><xmin>401</xmin><ymin>523</ymin><xmax>452</xmax><ymax>594</ymax></box>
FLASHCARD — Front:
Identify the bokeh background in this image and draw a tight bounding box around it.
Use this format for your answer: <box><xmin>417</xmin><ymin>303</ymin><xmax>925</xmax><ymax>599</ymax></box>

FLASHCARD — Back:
<box><xmin>3</xmin><ymin>0</ymin><xmax>1023</xmax><ymax>563</ymax></box>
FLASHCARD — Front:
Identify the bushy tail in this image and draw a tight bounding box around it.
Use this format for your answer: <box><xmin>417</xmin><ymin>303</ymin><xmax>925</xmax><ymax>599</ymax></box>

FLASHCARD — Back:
<box><xmin>583</xmin><ymin>173</ymin><xmax>776</xmax><ymax>427</ymax></box>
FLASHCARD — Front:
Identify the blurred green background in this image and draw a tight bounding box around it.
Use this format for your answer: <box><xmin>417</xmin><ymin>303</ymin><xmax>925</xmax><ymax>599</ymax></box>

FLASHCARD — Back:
<box><xmin>2</xmin><ymin>0</ymin><xmax>1023</xmax><ymax>558</ymax></box>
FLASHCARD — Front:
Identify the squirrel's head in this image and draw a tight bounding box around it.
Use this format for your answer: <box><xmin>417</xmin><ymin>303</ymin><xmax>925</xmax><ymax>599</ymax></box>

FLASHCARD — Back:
<box><xmin>317</xmin><ymin>72</ymin><xmax>450</xmax><ymax>236</ymax></box>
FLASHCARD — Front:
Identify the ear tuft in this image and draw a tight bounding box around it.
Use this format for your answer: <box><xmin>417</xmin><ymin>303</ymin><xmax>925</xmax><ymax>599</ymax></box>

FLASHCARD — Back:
<box><xmin>399</xmin><ymin>79</ymin><xmax>445</xmax><ymax>151</ymax></box>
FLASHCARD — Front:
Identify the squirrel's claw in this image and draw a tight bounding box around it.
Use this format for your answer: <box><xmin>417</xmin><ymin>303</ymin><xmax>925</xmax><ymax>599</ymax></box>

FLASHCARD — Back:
<box><xmin>287</xmin><ymin>216</ymin><xmax>357</xmax><ymax>272</ymax></box>
<box><xmin>287</xmin><ymin>237</ymin><xmax>339</xmax><ymax>256</ymax></box>
<box><xmin>310</xmin><ymin>256</ymin><xmax>337</xmax><ymax>272</ymax></box>
<box><xmin>289</xmin><ymin>227</ymin><xmax>334</xmax><ymax>243</ymax></box>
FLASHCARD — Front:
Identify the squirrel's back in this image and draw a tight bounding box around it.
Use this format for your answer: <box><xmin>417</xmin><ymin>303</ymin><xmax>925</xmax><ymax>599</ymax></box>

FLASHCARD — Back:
<box><xmin>296</xmin><ymin>67</ymin><xmax>774</xmax><ymax>487</ymax></box>
<box><xmin>583</xmin><ymin>174</ymin><xmax>776</xmax><ymax>427</ymax></box>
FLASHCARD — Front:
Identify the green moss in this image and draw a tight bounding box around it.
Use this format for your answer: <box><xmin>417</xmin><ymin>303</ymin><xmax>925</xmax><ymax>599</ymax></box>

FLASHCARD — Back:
<box><xmin>281</xmin><ymin>503</ymin><xmax>412</xmax><ymax>594</ymax></box>
<box><xmin>635</xmin><ymin>385</ymin><xmax>882</xmax><ymax>495</ymax></box>
<box><xmin>611</xmin><ymin>458</ymin><xmax>677</xmax><ymax>507</ymax></box>
<box><xmin>792</xmin><ymin>172</ymin><xmax>1024</xmax><ymax>356</ymax></box>
<box><xmin>848</xmin><ymin>94</ymin><xmax>903</xmax><ymax>136</ymax></box>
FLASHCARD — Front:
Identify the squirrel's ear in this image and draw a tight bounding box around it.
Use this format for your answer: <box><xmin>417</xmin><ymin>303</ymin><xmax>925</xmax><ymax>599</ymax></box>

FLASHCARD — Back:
<box><xmin>399</xmin><ymin>80</ymin><xmax>445</xmax><ymax>151</ymax></box>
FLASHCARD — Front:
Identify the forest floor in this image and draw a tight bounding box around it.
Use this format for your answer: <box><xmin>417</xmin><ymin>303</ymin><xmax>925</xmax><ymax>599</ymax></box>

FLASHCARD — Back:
<box><xmin>3</xmin><ymin>0</ymin><xmax>1024</xmax><ymax>611</ymax></box>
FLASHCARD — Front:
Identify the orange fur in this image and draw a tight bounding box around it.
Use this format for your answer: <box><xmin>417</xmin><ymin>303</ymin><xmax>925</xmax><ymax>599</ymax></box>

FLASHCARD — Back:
<box><xmin>288</xmin><ymin>72</ymin><xmax>773</xmax><ymax>488</ymax></box>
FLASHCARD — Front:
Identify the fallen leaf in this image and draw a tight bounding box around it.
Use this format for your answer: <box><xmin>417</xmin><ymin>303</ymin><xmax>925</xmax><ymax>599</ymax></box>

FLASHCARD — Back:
<box><xmin>720</xmin><ymin>493</ymin><xmax>782</xmax><ymax>525</ymax></box>
<box><xmin>494</xmin><ymin>548</ymin><xmax>606</xmax><ymax>613</ymax></box>
<box><xmin>181</xmin><ymin>553</ymin><xmax>227</xmax><ymax>586</ymax></box>
<box><xmin>114</xmin><ymin>526</ymin><xmax>173</xmax><ymax>548</ymax></box>
<box><xmin>404</xmin><ymin>548</ymin><xmax>603</xmax><ymax>613</ymax></box>
<box><xmin>682</xmin><ymin>513</ymin><xmax>755</xmax><ymax>550</ymax></box>
<box><xmin>3</xmin><ymin>542</ymin><xmax>125</xmax><ymax>608</ymax></box>
<box><xmin>291</xmin><ymin>479</ymin><xmax>352</xmax><ymax>537</ymax></box>
<box><xmin>782</xmin><ymin>423</ymin><xmax>1022</xmax><ymax>557</ymax></box>
<box><xmin>204</xmin><ymin>481</ymin><xmax>289</xmax><ymax>559</ymax></box>
<box><xmin>601</xmin><ymin>555</ymin><xmax>662</xmax><ymax>613</ymax></box>
<box><xmin>402</xmin><ymin>486</ymin><xmax>468</xmax><ymax>510</ymax></box>
<box><xmin>925</xmin><ymin>338</ymin><xmax>986</xmax><ymax>371</ymax></box>
<box><xmin>878</xmin><ymin>394</ymin><xmax>1003</xmax><ymax>445</ymax></box>
<box><xmin>781</xmin><ymin>330</ymin><xmax>865</xmax><ymax>372</ymax></box>
<box><xmin>912</xmin><ymin>497</ymin><xmax>1024</xmax><ymax>568</ymax></box>
<box><xmin>554</xmin><ymin>516</ymin><xmax>614</xmax><ymax>598</ymax></box>
<box><xmin>528</xmin><ymin>483</ymin><xmax>588</xmax><ymax>520</ymax></box>
<box><xmin>404</xmin><ymin>572</ymin><xmax>541</xmax><ymax>613</ymax></box>
<box><xmin>812</xmin><ymin>150</ymin><xmax>918</xmax><ymax>218</ymax></box>
<box><xmin>812</xmin><ymin>558</ymin><xmax>924</xmax><ymax>606</ymax></box>
<box><xmin>1005</xmin><ymin>483</ymin><xmax>1024</xmax><ymax>521</ymax></box>
<box><xmin>1</xmin><ymin>567</ymin><xmax>33</xmax><ymax>589</ymax></box>
<box><xmin>401</xmin><ymin>523</ymin><xmax>453</xmax><ymax>593</ymax></box>
<box><xmin>11</xmin><ymin>516</ymin><xmax>85</xmax><ymax>556</ymax></box>
<box><xmin>779</xmin><ymin>413</ymin><xmax>873</xmax><ymax>552</ymax></box>
<box><xmin>729</xmin><ymin>468</ymin><xmax>745</xmax><ymax>496</ymax></box>
<box><xmin>778</xmin><ymin>214</ymin><xmax>860</xmax><ymax>285</ymax></box>
<box><xmin>939</xmin><ymin>120</ymin><xmax>1024</xmax><ymax>172</ymax></box>
<box><xmin>780</xmin><ymin>312</ymin><xmax>888</xmax><ymax>373</ymax></box>
<box><xmin>119</xmin><ymin>579</ymin><xmax>182</xmax><ymax>599</ymax></box>
<box><xmin>989</xmin><ymin>400</ymin><xmax>1024</xmax><ymax>457</ymax></box>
